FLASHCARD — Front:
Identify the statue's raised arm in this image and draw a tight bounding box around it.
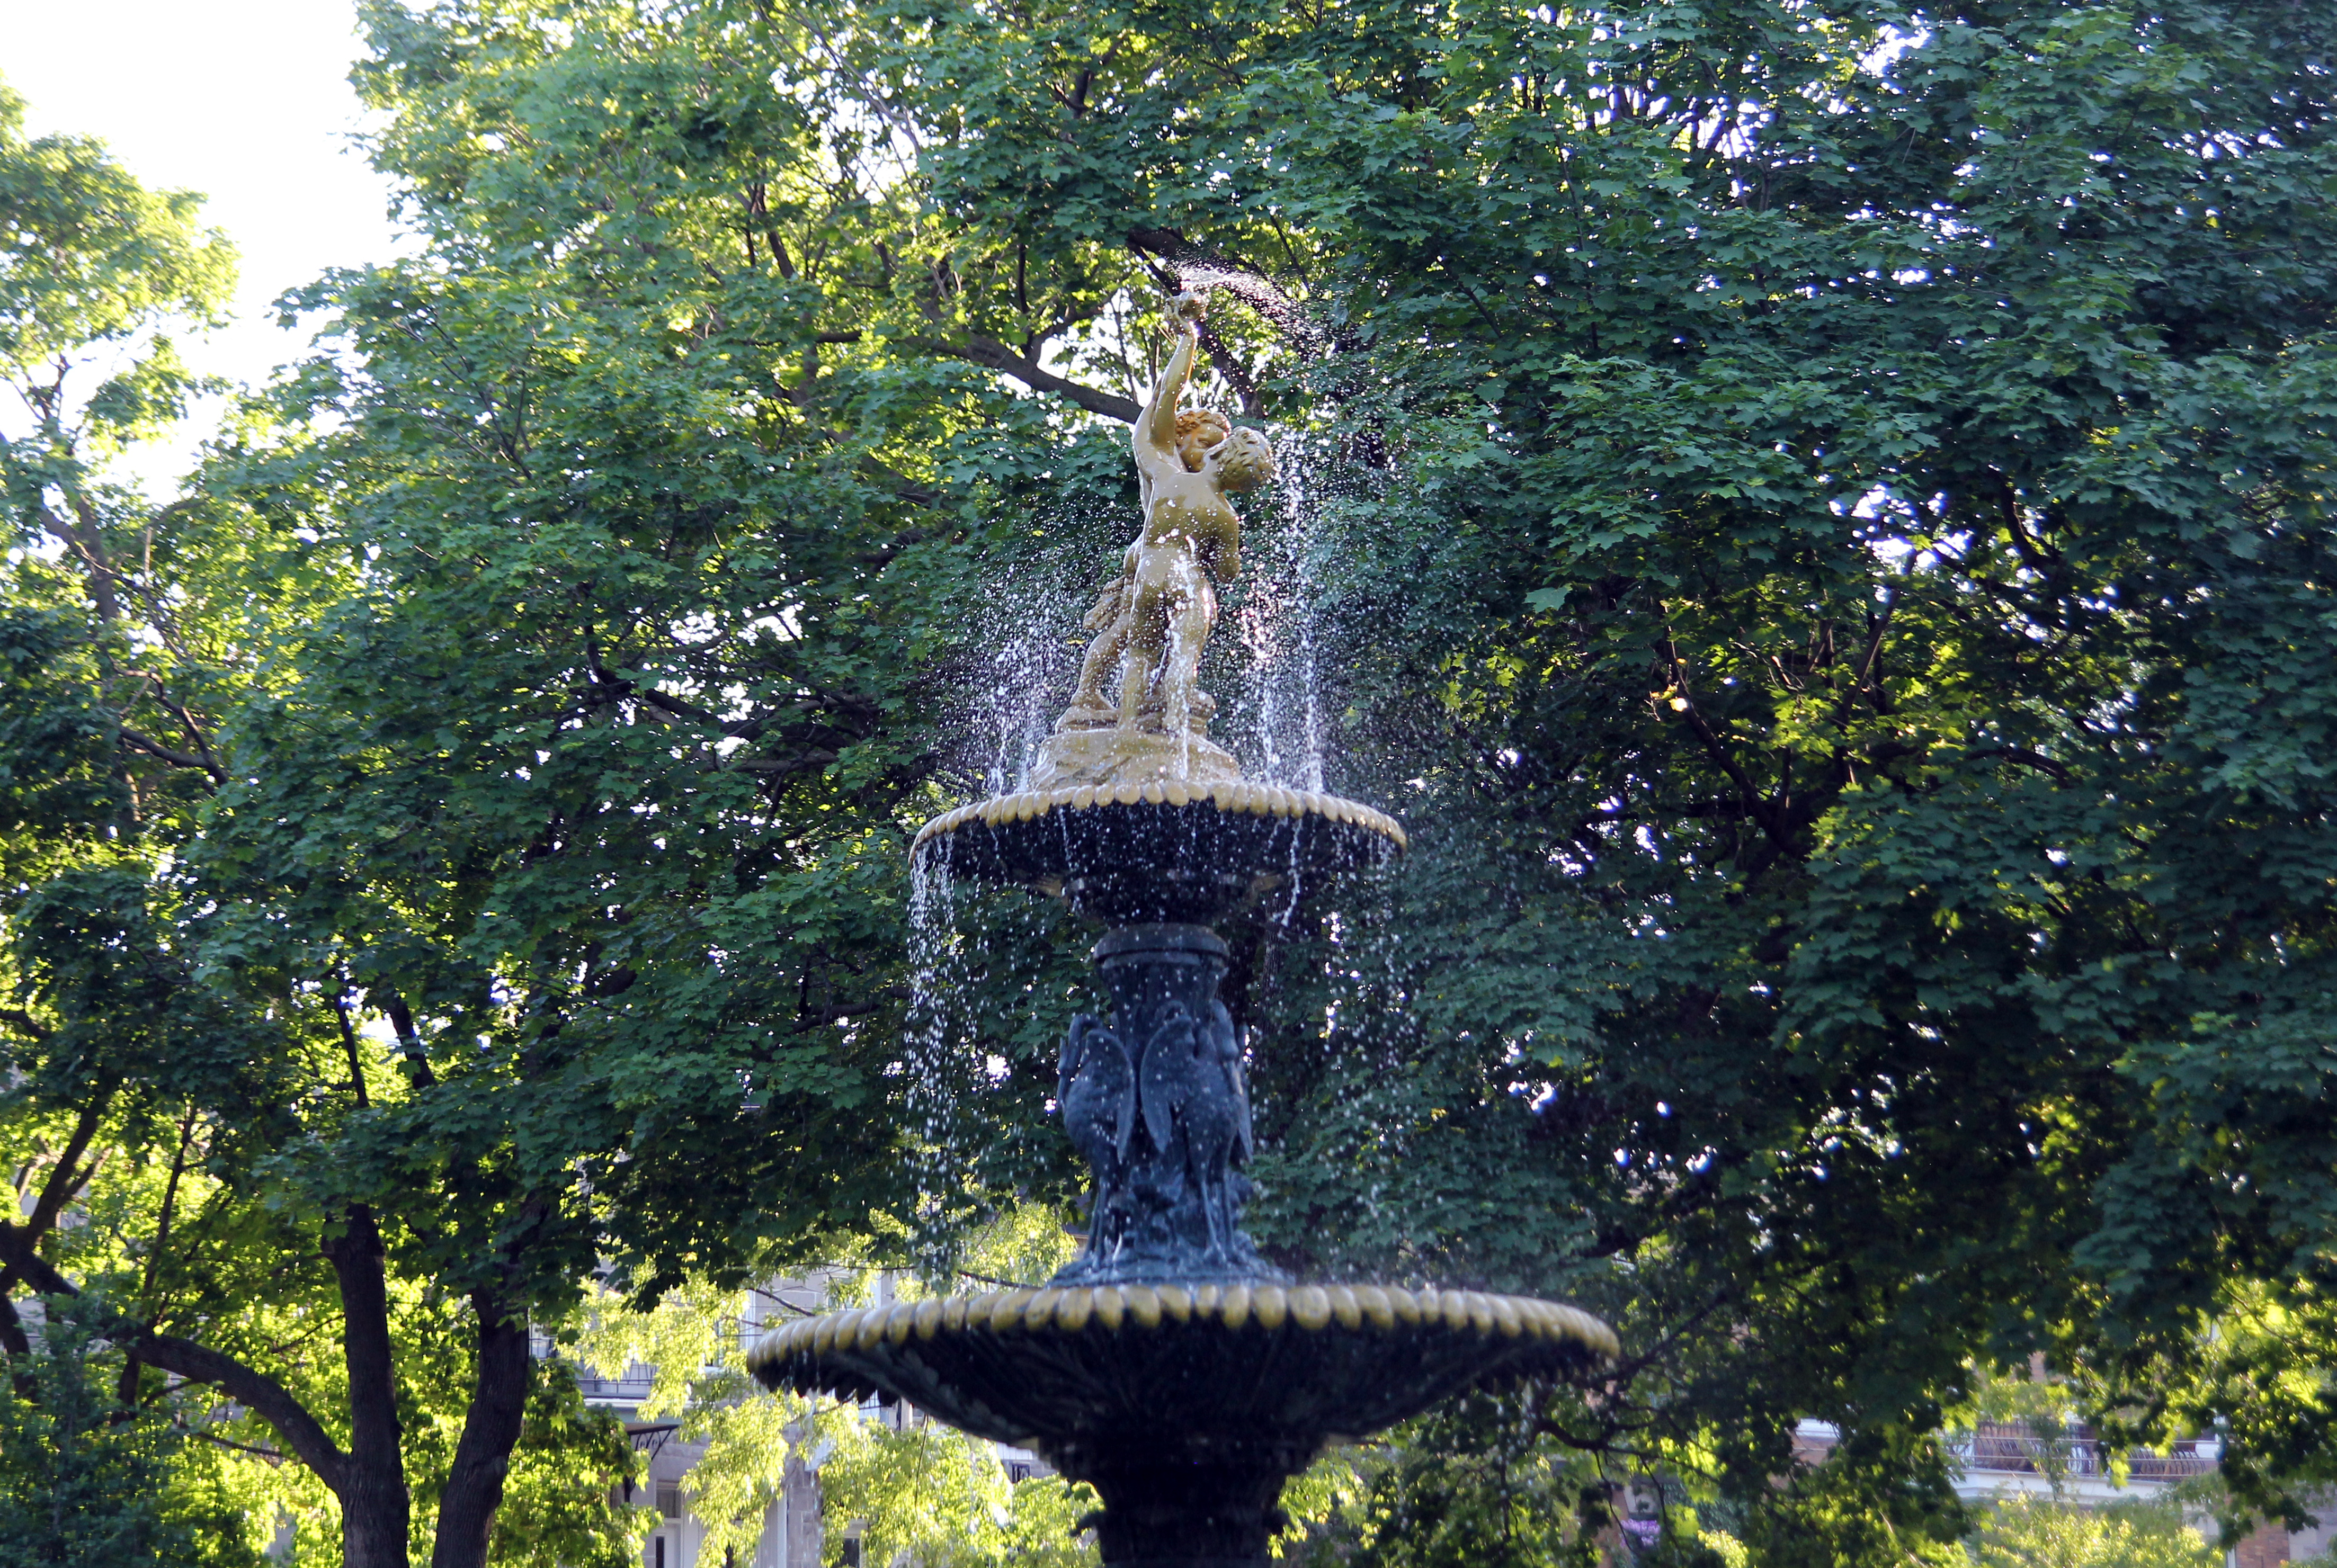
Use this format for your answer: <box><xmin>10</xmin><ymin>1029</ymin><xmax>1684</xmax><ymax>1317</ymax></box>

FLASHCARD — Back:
<box><xmin>1135</xmin><ymin>293</ymin><xmax>1209</xmax><ymax>482</ymax></box>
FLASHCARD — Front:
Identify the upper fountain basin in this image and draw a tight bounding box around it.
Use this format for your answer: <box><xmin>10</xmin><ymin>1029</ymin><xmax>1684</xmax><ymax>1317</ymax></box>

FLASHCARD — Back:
<box><xmin>912</xmin><ymin>783</ymin><xmax>1405</xmax><ymax>924</ymax></box>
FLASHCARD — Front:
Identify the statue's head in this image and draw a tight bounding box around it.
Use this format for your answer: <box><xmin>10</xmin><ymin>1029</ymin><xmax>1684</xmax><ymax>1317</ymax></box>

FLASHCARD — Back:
<box><xmin>1175</xmin><ymin>409</ymin><xmax>1232</xmax><ymax>471</ymax></box>
<box><xmin>1208</xmin><ymin>426</ymin><xmax>1275</xmax><ymax>494</ymax></box>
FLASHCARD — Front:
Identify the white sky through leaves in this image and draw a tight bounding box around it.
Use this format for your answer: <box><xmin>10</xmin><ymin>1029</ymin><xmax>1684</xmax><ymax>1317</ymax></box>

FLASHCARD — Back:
<box><xmin>0</xmin><ymin>0</ymin><xmax>405</xmax><ymax>489</ymax></box>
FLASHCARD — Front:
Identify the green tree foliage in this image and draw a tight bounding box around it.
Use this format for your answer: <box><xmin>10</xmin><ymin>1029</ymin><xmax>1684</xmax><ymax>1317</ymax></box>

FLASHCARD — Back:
<box><xmin>1970</xmin><ymin>1494</ymin><xmax>2220</xmax><ymax>1568</ymax></box>
<box><xmin>7</xmin><ymin>0</ymin><xmax>2337</xmax><ymax>1561</ymax></box>
<box><xmin>1333</xmin><ymin>1395</ymin><xmax>1607</xmax><ymax>1568</ymax></box>
<box><xmin>0</xmin><ymin>1301</ymin><xmax>262</xmax><ymax>1567</ymax></box>
<box><xmin>569</xmin><ymin>1208</ymin><xmax>1098</xmax><ymax>1568</ymax></box>
<box><xmin>0</xmin><ymin>68</ymin><xmax>676</xmax><ymax>1568</ymax></box>
<box><xmin>572</xmin><ymin>1206</ymin><xmax>1103</xmax><ymax>1561</ymax></box>
<box><xmin>797</xmin><ymin>1218</ymin><xmax>1102</xmax><ymax>1568</ymax></box>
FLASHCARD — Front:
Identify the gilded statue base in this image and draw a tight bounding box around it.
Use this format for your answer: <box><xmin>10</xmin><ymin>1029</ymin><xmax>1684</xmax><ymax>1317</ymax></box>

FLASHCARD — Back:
<box><xmin>1028</xmin><ymin>721</ymin><xmax>1242</xmax><ymax>792</ymax></box>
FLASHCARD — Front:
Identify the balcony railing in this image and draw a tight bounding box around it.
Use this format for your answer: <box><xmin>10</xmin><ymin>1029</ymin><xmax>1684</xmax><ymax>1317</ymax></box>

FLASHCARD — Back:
<box><xmin>1948</xmin><ymin>1423</ymin><xmax>2218</xmax><ymax>1481</ymax></box>
<box><xmin>575</xmin><ymin>1370</ymin><xmax>657</xmax><ymax>1405</ymax></box>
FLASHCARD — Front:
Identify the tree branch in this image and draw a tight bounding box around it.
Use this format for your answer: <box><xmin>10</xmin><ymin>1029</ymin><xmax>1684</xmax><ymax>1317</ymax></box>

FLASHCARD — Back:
<box><xmin>135</xmin><ymin>1332</ymin><xmax>350</xmax><ymax>1493</ymax></box>
<box><xmin>1663</xmin><ymin>642</ymin><xmax>1795</xmax><ymax>856</ymax></box>
<box><xmin>1126</xmin><ymin>227</ymin><xmax>1327</xmax><ymax>356</ymax></box>
<box><xmin>0</xmin><ymin>1215</ymin><xmax>344</xmax><ymax>1488</ymax></box>
<box><xmin>0</xmin><ymin>1008</ymin><xmax>50</xmax><ymax>1042</ymax></box>
<box><xmin>1970</xmin><ymin>746</ymin><xmax>2072</xmax><ymax>783</ymax></box>
<box><xmin>918</xmin><ymin>335</ymin><xmax>1142</xmax><ymax>422</ymax></box>
<box><xmin>1194</xmin><ymin>318</ymin><xmax>1262</xmax><ymax>417</ymax></box>
<box><xmin>122</xmin><ymin>1106</ymin><xmax>200</xmax><ymax>1404</ymax></box>
<box><xmin>0</xmin><ymin>1222</ymin><xmax>80</xmax><ymax>1300</ymax></box>
<box><xmin>43</xmin><ymin>496</ymin><xmax>122</xmax><ymax>625</ymax></box>
<box><xmin>15</xmin><ymin>1095</ymin><xmax>110</xmax><ymax>1261</ymax></box>
<box><xmin>185</xmin><ymin>1428</ymin><xmax>289</xmax><ymax>1464</ymax></box>
<box><xmin>0</xmin><ymin>1292</ymin><xmax>30</xmax><ymax>1381</ymax></box>
<box><xmin>1833</xmin><ymin>589</ymin><xmax>1896</xmax><ymax>728</ymax></box>
<box><xmin>380</xmin><ymin>991</ymin><xmax>439</xmax><ymax>1090</ymax></box>
<box><xmin>118</xmin><ymin>725</ymin><xmax>218</xmax><ymax>776</ymax></box>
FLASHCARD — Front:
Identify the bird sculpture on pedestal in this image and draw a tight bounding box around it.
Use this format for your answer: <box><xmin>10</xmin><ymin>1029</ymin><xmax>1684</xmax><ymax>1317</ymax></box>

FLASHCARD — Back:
<box><xmin>1060</xmin><ymin>1013</ymin><xmax>1137</xmax><ymax>1254</ymax></box>
<box><xmin>1138</xmin><ymin>1000</ymin><xmax>1254</xmax><ymax>1267</ymax></box>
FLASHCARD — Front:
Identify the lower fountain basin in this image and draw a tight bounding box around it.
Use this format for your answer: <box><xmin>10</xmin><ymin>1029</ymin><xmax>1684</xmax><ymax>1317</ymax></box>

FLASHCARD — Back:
<box><xmin>746</xmin><ymin>1280</ymin><xmax>1615</xmax><ymax>1451</ymax></box>
<box><xmin>912</xmin><ymin>786</ymin><xmax>1405</xmax><ymax>924</ymax></box>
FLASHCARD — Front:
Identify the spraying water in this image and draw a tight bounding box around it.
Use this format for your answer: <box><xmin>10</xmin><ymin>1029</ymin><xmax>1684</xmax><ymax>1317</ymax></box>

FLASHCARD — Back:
<box><xmin>906</xmin><ymin>417</ymin><xmax>1392</xmax><ymax>1262</ymax></box>
<box><xmin>1230</xmin><ymin>428</ymin><xmax>1337</xmax><ymax>795</ymax></box>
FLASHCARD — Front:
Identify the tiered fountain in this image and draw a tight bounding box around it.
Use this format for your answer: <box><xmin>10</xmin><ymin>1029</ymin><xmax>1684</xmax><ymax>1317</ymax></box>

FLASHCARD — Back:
<box><xmin>750</xmin><ymin>294</ymin><xmax>1615</xmax><ymax>1567</ymax></box>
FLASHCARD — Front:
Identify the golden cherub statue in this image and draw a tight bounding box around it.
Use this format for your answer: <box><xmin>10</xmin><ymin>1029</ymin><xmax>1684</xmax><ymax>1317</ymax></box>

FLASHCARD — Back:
<box><xmin>1032</xmin><ymin>291</ymin><xmax>1275</xmax><ymax>790</ymax></box>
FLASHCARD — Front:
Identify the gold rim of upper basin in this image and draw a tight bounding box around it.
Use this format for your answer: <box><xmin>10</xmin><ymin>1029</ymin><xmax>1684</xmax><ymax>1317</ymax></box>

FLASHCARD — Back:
<box><xmin>909</xmin><ymin>783</ymin><xmax>1408</xmax><ymax>855</ymax></box>
<box><xmin>745</xmin><ymin>1283</ymin><xmax>1613</xmax><ymax>1375</ymax></box>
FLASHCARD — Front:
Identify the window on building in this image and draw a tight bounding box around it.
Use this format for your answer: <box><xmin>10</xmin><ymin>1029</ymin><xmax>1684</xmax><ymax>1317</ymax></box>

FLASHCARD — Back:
<box><xmin>657</xmin><ymin>1483</ymin><xmax>684</xmax><ymax>1520</ymax></box>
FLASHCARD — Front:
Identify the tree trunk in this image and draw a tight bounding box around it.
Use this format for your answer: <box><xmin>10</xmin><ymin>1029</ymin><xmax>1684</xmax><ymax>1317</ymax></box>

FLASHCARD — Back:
<box><xmin>430</xmin><ymin>1288</ymin><xmax>533</xmax><ymax>1568</ymax></box>
<box><xmin>325</xmin><ymin>1206</ymin><xmax>411</xmax><ymax>1568</ymax></box>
